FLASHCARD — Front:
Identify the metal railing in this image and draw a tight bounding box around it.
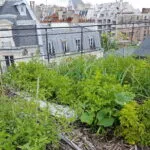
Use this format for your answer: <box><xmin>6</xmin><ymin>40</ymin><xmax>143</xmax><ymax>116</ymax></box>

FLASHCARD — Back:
<box><xmin>0</xmin><ymin>21</ymin><xmax>150</xmax><ymax>73</ymax></box>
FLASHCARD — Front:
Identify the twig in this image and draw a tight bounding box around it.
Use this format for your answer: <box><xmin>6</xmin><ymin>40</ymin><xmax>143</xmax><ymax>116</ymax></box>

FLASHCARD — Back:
<box><xmin>36</xmin><ymin>77</ymin><xmax>40</xmax><ymax>100</ymax></box>
<box><xmin>82</xmin><ymin>136</ymin><xmax>96</xmax><ymax>150</ymax></box>
<box><xmin>129</xmin><ymin>146</ymin><xmax>135</xmax><ymax>150</ymax></box>
<box><xmin>135</xmin><ymin>145</ymin><xmax>138</xmax><ymax>150</ymax></box>
<box><xmin>0</xmin><ymin>71</ymin><xmax>4</xmax><ymax>95</ymax></box>
<box><xmin>59</xmin><ymin>134</ymin><xmax>82</xmax><ymax>150</ymax></box>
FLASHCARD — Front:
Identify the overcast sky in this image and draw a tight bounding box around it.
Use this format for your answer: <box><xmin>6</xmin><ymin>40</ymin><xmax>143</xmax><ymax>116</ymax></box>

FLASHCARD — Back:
<box><xmin>27</xmin><ymin>0</ymin><xmax>150</xmax><ymax>10</ymax></box>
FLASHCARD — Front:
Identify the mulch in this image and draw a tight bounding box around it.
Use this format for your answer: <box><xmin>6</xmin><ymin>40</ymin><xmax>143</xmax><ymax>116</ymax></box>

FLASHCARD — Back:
<box><xmin>59</xmin><ymin>127</ymin><xmax>150</xmax><ymax>150</ymax></box>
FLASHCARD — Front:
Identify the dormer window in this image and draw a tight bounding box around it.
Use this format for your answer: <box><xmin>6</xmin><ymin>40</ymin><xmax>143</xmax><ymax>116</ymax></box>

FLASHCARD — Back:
<box><xmin>18</xmin><ymin>4</ymin><xmax>26</xmax><ymax>16</ymax></box>
<box><xmin>21</xmin><ymin>6</ymin><xmax>24</xmax><ymax>12</ymax></box>
<box><xmin>14</xmin><ymin>1</ymin><xmax>27</xmax><ymax>16</ymax></box>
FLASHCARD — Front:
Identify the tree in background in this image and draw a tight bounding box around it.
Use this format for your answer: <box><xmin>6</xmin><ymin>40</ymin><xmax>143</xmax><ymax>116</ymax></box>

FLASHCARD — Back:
<box><xmin>101</xmin><ymin>33</ymin><xmax>119</xmax><ymax>52</ymax></box>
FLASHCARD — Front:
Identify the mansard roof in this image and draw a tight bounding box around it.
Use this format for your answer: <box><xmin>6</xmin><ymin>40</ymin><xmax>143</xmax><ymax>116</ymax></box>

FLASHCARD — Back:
<box><xmin>134</xmin><ymin>36</ymin><xmax>150</xmax><ymax>57</ymax></box>
<box><xmin>0</xmin><ymin>0</ymin><xmax>32</xmax><ymax>21</ymax></box>
<box><xmin>0</xmin><ymin>0</ymin><xmax>38</xmax><ymax>47</ymax></box>
<box><xmin>68</xmin><ymin>0</ymin><xmax>84</xmax><ymax>9</ymax></box>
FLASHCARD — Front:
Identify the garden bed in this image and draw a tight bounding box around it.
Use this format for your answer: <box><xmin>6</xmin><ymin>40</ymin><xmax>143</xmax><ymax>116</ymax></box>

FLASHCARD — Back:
<box><xmin>1</xmin><ymin>55</ymin><xmax>150</xmax><ymax>149</ymax></box>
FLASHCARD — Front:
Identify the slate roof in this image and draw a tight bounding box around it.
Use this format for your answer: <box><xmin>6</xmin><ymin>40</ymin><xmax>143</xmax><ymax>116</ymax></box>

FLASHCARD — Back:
<box><xmin>69</xmin><ymin>0</ymin><xmax>83</xmax><ymax>9</ymax></box>
<box><xmin>0</xmin><ymin>0</ymin><xmax>32</xmax><ymax>21</ymax></box>
<box><xmin>105</xmin><ymin>36</ymin><xmax>150</xmax><ymax>57</ymax></box>
<box><xmin>0</xmin><ymin>0</ymin><xmax>38</xmax><ymax>47</ymax></box>
<box><xmin>104</xmin><ymin>48</ymin><xmax>136</xmax><ymax>57</ymax></box>
<box><xmin>41</xmin><ymin>25</ymin><xmax>101</xmax><ymax>56</ymax></box>
<box><xmin>12</xmin><ymin>25</ymin><xmax>38</xmax><ymax>47</ymax></box>
<box><xmin>134</xmin><ymin>36</ymin><xmax>150</xmax><ymax>57</ymax></box>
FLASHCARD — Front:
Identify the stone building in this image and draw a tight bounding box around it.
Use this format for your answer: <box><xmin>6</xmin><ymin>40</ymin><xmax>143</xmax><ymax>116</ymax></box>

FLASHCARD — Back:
<box><xmin>86</xmin><ymin>1</ymin><xmax>150</xmax><ymax>43</ymax></box>
<box><xmin>0</xmin><ymin>0</ymin><xmax>43</xmax><ymax>69</ymax></box>
<box><xmin>41</xmin><ymin>23</ymin><xmax>103</xmax><ymax>59</ymax></box>
<box><xmin>142</xmin><ymin>8</ymin><xmax>150</xmax><ymax>14</ymax></box>
<box><xmin>117</xmin><ymin>13</ymin><xmax>150</xmax><ymax>42</ymax></box>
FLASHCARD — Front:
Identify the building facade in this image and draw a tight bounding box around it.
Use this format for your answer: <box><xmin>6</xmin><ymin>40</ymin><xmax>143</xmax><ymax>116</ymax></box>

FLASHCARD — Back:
<box><xmin>117</xmin><ymin>14</ymin><xmax>150</xmax><ymax>42</ymax></box>
<box><xmin>86</xmin><ymin>1</ymin><xmax>150</xmax><ymax>43</ymax></box>
<box><xmin>41</xmin><ymin>23</ymin><xmax>102</xmax><ymax>59</ymax></box>
<box><xmin>0</xmin><ymin>0</ymin><xmax>43</xmax><ymax>69</ymax></box>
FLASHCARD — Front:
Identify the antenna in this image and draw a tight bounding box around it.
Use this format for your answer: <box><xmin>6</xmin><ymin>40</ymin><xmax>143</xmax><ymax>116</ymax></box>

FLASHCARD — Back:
<box><xmin>46</xmin><ymin>0</ymin><xmax>48</xmax><ymax>16</ymax></box>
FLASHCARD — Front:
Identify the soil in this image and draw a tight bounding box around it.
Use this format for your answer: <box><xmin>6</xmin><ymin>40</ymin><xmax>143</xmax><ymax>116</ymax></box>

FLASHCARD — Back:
<box><xmin>58</xmin><ymin>127</ymin><xmax>150</xmax><ymax>150</ymax></box>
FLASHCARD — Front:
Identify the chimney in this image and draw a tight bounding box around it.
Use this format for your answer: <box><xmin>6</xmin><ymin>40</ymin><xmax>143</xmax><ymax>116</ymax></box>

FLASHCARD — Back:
<box><xmin>30</xmin><ymin>1</ymin><xmax>35</xmax><ymax>12</ymax></box>
<box><xmin>0</xmin><ymin>0</ymin><xmax>5</xmax><ymax>6</ymax></box>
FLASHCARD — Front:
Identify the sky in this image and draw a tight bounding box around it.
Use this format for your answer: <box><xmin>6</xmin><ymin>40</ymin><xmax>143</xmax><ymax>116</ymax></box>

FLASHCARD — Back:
<box><xmin>27</xmin><ymin>0</ymin><xmax>150</xmax><ymax>10</ymax></box>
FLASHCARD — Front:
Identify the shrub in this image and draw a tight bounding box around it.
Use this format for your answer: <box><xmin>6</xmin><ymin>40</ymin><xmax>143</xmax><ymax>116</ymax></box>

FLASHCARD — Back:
<box><xmin>3</xmin><ymin>61</ymin><xmax>74</xmax><ymax>104</ymax></box>
<box><xmin>3</xmin><ymin>56</ymin><xmax>150</xmax><ymax>143</ymax></box>
<box><xmin>46</xmin><ymin>56</ymin><xmax>150</xmax><ymax>100</ymax></box>
<box><xmin>101</xmin><ymin>33</ymin><xmax>119</xmax><ymax>52</ymax></box>
<box><xmin>55</xmin><ymin>56</ymin><xmax>98</xmax><ymax>82</ymax></box>
<box><xmin>97</xmin><ymin>56</ymin><xmax>150</xmax><ymax>99</ymax></box>
<box><xmin>75</xmin><ymin>71</ymin><xmax>134</xmax><ymax>131</ymax></box>
<box><xmin>0</xmin><ymin>96</ymin><xmax>61</xmax><ymax>150</ymax></box>
<box><xmin>118</xmin><ymin>100</ymin><xmax>150</xmax><ymax>146</ymax></box>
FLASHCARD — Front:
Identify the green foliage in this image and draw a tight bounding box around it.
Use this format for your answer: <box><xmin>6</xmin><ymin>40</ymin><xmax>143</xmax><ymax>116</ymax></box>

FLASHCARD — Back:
<box><xmin>76</xmin><ymin>71</ymin><xmax>134</xmax><ymax>129</ymax></box>
<box><xmin>101</xmin><ymin>33</ymin><xmax>119</xmax><ymax>52</ymax></box>
<box><xmin>2</xmin><ymin>56</ymin><xmax>150</xmax><ymax>147</ymax></box>
<box><xmin>118</xmin><ymin>100</ymin><xmax>150</xmax><ymax>146</ymax></box>
<box><xmin>55</xmin><ymin>56</ymin><xmax>98</xmax><ymax>81</ymax></box>
<box><xmin>3</xmin><ymin>61</ymin><xmax>74</xmax><ymax>104</ymax></box>
<box><xmin>97</xmin><ymin>56</ymin><xmax>150</xmax><ymax>99</ymax></box>
<box><xmin>0</xmin><ymin>96</ymin><xmax>60</xmax><ymax>150</ymax></box>
<box><xmin>80</xmin><ymin>112</ymin><xmax>94</xmax><ymax>125</ymax></box>
<box><xmin>53</xmin><ymin>55</ymin><xmax>150</xmax><ymax>101</ymax></box>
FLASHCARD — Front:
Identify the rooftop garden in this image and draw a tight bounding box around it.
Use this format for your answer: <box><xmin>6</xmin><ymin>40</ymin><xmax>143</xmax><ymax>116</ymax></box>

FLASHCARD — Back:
<box><xmin>0</xmin><ymin>55</ymin><xmax>150</xmax><ymax>149</ymax></box>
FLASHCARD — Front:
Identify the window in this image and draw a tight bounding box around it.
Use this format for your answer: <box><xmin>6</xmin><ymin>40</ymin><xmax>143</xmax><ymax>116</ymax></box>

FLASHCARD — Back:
<box><xmin>108</xmin><ymin>25</ymin><xmax>111</xmax><ymax>29</ymax></box>
<box><xmin>17</xmin><ymin>4</ymin><xmax>27</xmax><ymax>16</ymax></box>
<box><xmin>101</xmin><ymin>14</ymin><xmax>104</xmax><ymax>17</ymax></box>
<box><xmin>89</xmin><ymin>38</ymin><xmax>95</xmax><ymax>49</ymax></box>
<box><xmin>98</xmin><ymin>20</ymin><xmax>102</xmax><ymax>23</ymax></box>
<box><xmin>48</xmin><ymin>42</ymin><xmax>55</xmax><ymax>56</ymax></box>
<box><xmin>21</xmin><ymin>6</ymin><xmax>24</xmax><ymax>12</ymax></box>
<box><xmin>144</xmin><ymin>31</ymin><xmax>147</xmax><ymax>37</ymax></box>
<box><xmin>103</xmin><ymin>19</ymin><xmax>106</xmax><ymax>24</ymax></box>
<box><xmin>62</xmin><ymin>41</ymin><xmax>69</xmax><ymax>54</ymax></box>
<box><xmin>112</xmin><ymin>27</ymin><xmax>116</xmax><ymax>30</ymax></box>
<box><xmin>113</xmin><ymin>21</ymin><xmax>116</xmax><ymax>24</ymax></box>
<box><xmin>107</xmin><ymin>19</ymin><xmax>111</xmax><ymax>24</ymax></box>
<box><xmin>98</xmin><ymin>25</ymin><xmax>102</xmax><ymax>29</ymax></box>
<box><xmin>5</xmin><ymin>56</ymin><xmax>14</xmax><ymax>67</ymax></box>
<box><xmin>75</xmin><ymin>39</ymin><xmax>81</xmax><ymax>51</ymax></box>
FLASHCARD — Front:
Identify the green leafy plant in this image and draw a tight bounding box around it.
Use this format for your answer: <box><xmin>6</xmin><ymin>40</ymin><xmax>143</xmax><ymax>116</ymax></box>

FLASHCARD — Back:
<box><xmin>0</xmin><ymin>96</ymin><xmax>63</xmax><ymax>150</ymax></box>
<box><xmin>2</xmin><ymin>55</ymin><xmax>150</xmax><ymax>147</ymax></box>
<box><xmin>118</xmin><ymin>100</ymin><xmax>150</xmax><ymax>146</ymax></box>
<box><xmin>3</xmin><ymin>61</ymin><xmax>75</xmax><ymax>105</ymax></box>
<box><xmin>76</xmin><ymin>71</ymin><xmax>134</xmax><ymax>130</ymax></box>
<box><xmin>101</xmin><ymin>33</ymin><xmax>119</xmax><ymax>52</ymax></box>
